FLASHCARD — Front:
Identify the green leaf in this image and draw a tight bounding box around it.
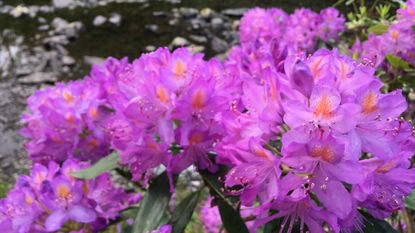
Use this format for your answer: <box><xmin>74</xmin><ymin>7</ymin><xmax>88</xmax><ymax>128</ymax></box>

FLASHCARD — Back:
<box><xmin>368</xmin><ymin>24</ymin><xmax>389</xmax><ymax>35</ymax></box>
<box><xmin>217</xmin><ymin>198</ymin><xmax>249</xmax><ymax>233</ymax></box>
<box><xmin>71</xmin><ymin>153</ymin><xmax>119</xmax><ymax>179</ymax></box>
<box><xmin>360</xmin><ymin>211</ymin><xmax>398</xmax><ymax>233</ymax></box>
<box><xmin>171</xmin><ymin>190</ymin><xmax>201</xmax><ymax>233</ymax></box>
<box><xmin>200</xmin><ymin>170</ymin><xmax>249</xmax><ymax>233</ymax></box>
<box><xmin>263</xmin><ymin>218</ymin><xmax>281</xmax><ymax>233</ymax></box>
<box><xmin>133</xmin><ymin>172</ymin><xmax>172</xmax><ymax>233</ymax></box>
<box><xmin>385</xmin><ymin>54</ymin><xmax>411</xmax><ymax>70</ymax></box>
<box><xmin>405</xmin><ymin>190</ymin><xmax>415</xmax><ymax>210</ymax></box>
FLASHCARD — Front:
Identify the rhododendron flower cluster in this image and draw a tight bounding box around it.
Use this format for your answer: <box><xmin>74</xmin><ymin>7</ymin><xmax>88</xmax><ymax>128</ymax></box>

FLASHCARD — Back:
<box><xmin>85</xmin><ymin>48</ymin><xmax>239</xmax><ymax>182</ymax></box>
<box><xmin>21</xmin><ymin>79</ymin><xmax>112</xmax><ymax>164</ymax></box>
<box><xmin>0</xmin><ymin>160</ymin><xmax>140</xmax><ymax>232</ymax></box>
<box><xmin>4</xmin><ymin>3</ymin><xmax>415</xmax><ymax>233</ymax></box>
<box><xmin>240</xmin><ymin>7</ymin><xmax>345</xmax><ymax>52</ymax></box>
<box><xmin>217</xmin><ymin>45</ymin><xmax>415</xmax><ymax>232</ymax></box>
<box><xmin>353</xmin><ymin>0</ymin><xmax>415</xmax><ymax>67</ymax></box>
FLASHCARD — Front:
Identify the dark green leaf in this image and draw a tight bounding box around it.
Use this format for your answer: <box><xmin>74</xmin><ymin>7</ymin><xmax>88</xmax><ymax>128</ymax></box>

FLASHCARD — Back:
<box><xmin>385</xmin><ymin>54</ymin><xmax>411</xmax><ymax>70</ymax></box>
<box><xmin>200</xmin><ymin>170</ymin><xmax>249</xmax><ymax>233</ymax></box>
<box><xmin>200</xmin><ymin>170</ymin><xmax>227</xmax><ymax>201</ymax></box>
<box><xmin>171</xmin><ymin>190</ymin><xmax>201</xmax><ymax>233</ymax></box>
<box><xmin>217</xmin><ymin>198</ymin><xmax>249</xmax><ymax>233</ymax></box>
<box><xmin>368</xmin><ymin>24</ymin><xmax>389</xmax><ymax>35</ymax></box>
<box><xmin>405</xmin><ymin>190</ymin><xmax>415</xmax><ymax>210</ymax></box>
<box><xmin>71</xmin><ymin>153</ymin><xmax>119</xmax><ymax>179</ymax></box>
<box><xmin>133</xmin><ymin>172</ymin><xmax>172</xmax><ymax>233</ymax></box>
<box><xmin>359</xmin><ymin>211</ymin><xmax>398</xmax><ymax>233</ymax></box>
<box><xmin>263</xmin><ymin>218</ymin><xmax>281</xmax><ymax>233</ymax></box>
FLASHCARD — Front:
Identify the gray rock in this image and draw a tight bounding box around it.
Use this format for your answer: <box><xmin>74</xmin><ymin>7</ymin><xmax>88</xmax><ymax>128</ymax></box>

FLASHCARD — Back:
<box><xmin>38</xmin><ymin>17</ymin><xmax>47</xmax><ymax>24</ymax></box>
<box><xmin>200</xmin><ymin>8</ymin><xmax>214</xmax><ymax>19</ymax></box>
<box><xmin>188</xmin><ymin>45</ymin><xmax>205</xmax><ymax>53</ymax></box>
<box><xmin>168</xmin><ymin>18</ymin><xmax>179</xmax><ymax>26</ymax></box>
<box><xmin>93</xmin><ymin>15</ymin><xmax>107</xmax><ymax>26</ymax></box>
<box><xmin>179</xmin><ymin>7</ymin><xmax>198</xmax><ymax>18</ymax></box>
<box><xmin>145</xmin><ymin>45</ymin><xmax>156</xmax><ymax>52</ymax></box>
<box><xmin>53</xmin><ymin>0</ymin><xmax>74</xmax><ymax>8</ymax></box>
<box><xmin>38</xmin><ymin>25</ymin><xmax>50</xmax><ymax>31</ymax></box>
<box><xmin>62</xmin><ymin>55</ymin><xmax>75</xmax><ymax>66</ymax></box>
<box><xmin>211</xmin><ymin>17</ymin><xmax>224</xmax><ymax>30</ymax></box>
<box><xmin>109</xmin><ymin>13</ymin><xmax>121</xmax><ymax>26</ymax></box>
<box><xmin>211</xmin><ymin>36</ymin><xmax>229</xmax><ymax>53</ymax></box>
<box><xmin>43</xmin><ymin>35</ymin><xmax>70</xmax><ymax>45</ymax></box>
<box><xmin>145</xmin><ymin>24</ymin><xmax>159</xmax><ymax>33</ymax></box>
<box><xmin>153</xmin><ymin>11</ymin><xmax>167</xmax><ymax>17</ymax></box>
<box><xmin>189</xmin><ymin>18</ymin><xmax>204</xmax><ymax>30</ymax></box>
<box><xmin>84</xmin><ymin>56</ymin><xmax>105</xmax><ymax>66</ymax></box>
<box><xmin>189</xmin><ymin>35</ymin><xmax>208</xmax><ymax>44</ymax></box>
<box><xmin>18</xmin><ymin>72</ymin><xmax>57</xmax><ymax>84</ymax></box>
<box><xmin>221</xmin><ymin>8</ymin><xmax>248</xmax><ymax>17</ymax></box>
<box><xmin>52</xmin><ymin>17</ymin><xmax>68</xmax><ymax>31</ymax></box>
<box><xmin>10</xmin><ymin>5</ymin><xmax>29</xmax><ymax>18</ymax></box>
<box><xmin>171</xmin><ymin>37</ymin><xmax>189</xmax><ymax>47</ymax></box>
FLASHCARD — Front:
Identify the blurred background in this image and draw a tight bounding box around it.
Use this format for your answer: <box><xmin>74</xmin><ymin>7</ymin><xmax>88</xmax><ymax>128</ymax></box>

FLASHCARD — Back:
<box><xmin>0</xmin><ymin>0</ymin><xmax>350</xmax><ymax>184</ymax></box>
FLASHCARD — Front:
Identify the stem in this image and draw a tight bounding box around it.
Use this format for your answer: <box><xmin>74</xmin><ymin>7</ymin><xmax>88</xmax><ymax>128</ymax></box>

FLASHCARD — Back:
<box><xmin>264</xmin><ymin>144</ymin><xmax>282</xmax><ymax>156</ymax></box>
<box><xmin>403</xmin><ymin>208</ymin><xmax>414</xmax><ymax>233</ymax></box>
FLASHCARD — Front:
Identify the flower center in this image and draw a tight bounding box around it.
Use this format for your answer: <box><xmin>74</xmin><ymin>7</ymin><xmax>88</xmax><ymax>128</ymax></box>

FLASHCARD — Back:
<box><xmin>362</xmin><ymin>91</ymin><xmax>378</xmax><ymax>114</ymax></box>
<box><xmin>314</xmin><ymin>95</ymin><xmax>332</xmax><ymax>118</ymax></box>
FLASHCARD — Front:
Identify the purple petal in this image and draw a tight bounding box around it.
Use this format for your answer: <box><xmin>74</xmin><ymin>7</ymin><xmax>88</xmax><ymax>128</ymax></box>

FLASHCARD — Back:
<box><xmin>69</xmin><ymin>205</ymin><xmax>97</xmax><ymax>223</ymax></box>
<box><xmin>45</xmin><ymin>209</ymin><xmax>69</xmax><ymax>232</ymax></box>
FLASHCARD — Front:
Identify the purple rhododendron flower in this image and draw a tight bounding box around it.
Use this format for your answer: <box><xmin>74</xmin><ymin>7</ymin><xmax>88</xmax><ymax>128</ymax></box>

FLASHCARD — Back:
<box><xmin>200</xmin><ymin>197</ymin><xmax>221</xmax><ymax>233</ymax></box>
<box><xmin>0</xmin><ymin>159</ymin><xmax>139</xmax><ymax>232</ymax></box>
<box><xmin>21</xmin><ymin>79</ymin><xmax>111</xmax><ymax>164</ymax></box>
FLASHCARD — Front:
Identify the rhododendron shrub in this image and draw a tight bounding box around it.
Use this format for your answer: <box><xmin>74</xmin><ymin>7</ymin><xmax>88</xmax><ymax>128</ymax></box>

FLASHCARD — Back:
<box><xmin>1</xmin><ymin>3</ymin><xmax>414</xmax><ymax>233</ymax></box>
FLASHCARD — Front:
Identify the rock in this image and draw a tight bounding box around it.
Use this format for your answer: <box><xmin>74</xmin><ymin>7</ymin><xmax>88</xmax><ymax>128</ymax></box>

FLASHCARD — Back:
<box><xmin>38</xmin><ymin>25</ymin><xmax>49</xmax><ymax>31</ymax></box>
<box><xmin>52</xmin><ymin>17</ymin><xmax>68</xmax><ymax>29</ymax></box>
<box><xmin>109</xmin><ymin>13</ymin><xmax>121</xmax><ymax>26</ymax></box>
<box><xmin>93</xmin><ymin>15</ymin><xmax>107</xmax><ymax>26</ymax></box>
<box><xmin>189</xmin><ymin>35</ymin><xmax>208</xmax><ymax>43</ymax></box>
<box><xmin>189</xmin><ymin>18</ymin><xmax>204</xmax><ymax>30</ymax></box>
<box><xmin>153</xmin><ymin>11</ymin><xmax>167</xmax><ymax>17</ymax></box>
<box><xmin>43</xmin><ymin>35</ymin><xmax>70</xmax><ymax>45</ymax></box>
<box><xmin>38</xmin><ymin>17</ymin><xmax>47</xmax><ymax>24</ymax></box>
<box><xmin>200</xmin><ymin>8</ymin><xmax>214</xmax><ymax>19</ymax></box>
<box><xmin>53</xmin><ymin>0</ymin><xmax>74</xmax><ymax>8</ymax></box>
<box><xmin>145</xmin><ymin>24</ymin><xmax>159</xmax><ymax>33</ymax></box>
<box><xmin>211</xmin><ymin>36</ymin><xmax>229</xmax><ymax>53</ymax></box>
<box><xmin>84</xmin><ymin>56</ymin><xmax>105</xmax><ymax>66</ymax></box>
<box><xmin>188</xmin><ymin>45</ymin><xmax>205</xmax><ymax>53</ymax></box>
<box><xmin>10</xmin><ymin>5</ymin><xmax>29</xmax><ymax>18</ymax></box>
<box><xmin>62</xmin><ymin>55</ymin><xmax>75</xmax><ymax>66</ymax></box>
<box><xmin>171</xmin><ymin>37</ymin><xmax>189</xmax><ymax>47</ymax></box>
<box><xmin>232</xmin><ymin>20</ymin><xmax>240</xmax><ymax>30</ymax></box>
<box><xmin>221</xmin><ymin>8</ymin><xmax>248</xmax><ymax>17</ymax></box>
<box><xmin>145</xmin><ymin>45</ymin><xmax>156</xmax><ymax>52</ymax></box>
<box><xmin>179</xmin><ymin>7</ymin><xmax>198</xmax><ymax>18</ymax></box>
<box><xmin>211</xmin><ymin>17</ymin><xmax>224</xmax><ymax>30</ymax></box>
<box><xmin>51</xmin><ymin>18</ymin><xmax>82</xmax><ymax>38</ymax></box>
<box><xmin>168</xmin><ymin>18</ymin><xmax>179</xmax><ymax>26</ymax></box>
<box><xmin>18</xmin><ymin>72</ymin><xmax>57</xmax><ymax>84</ymax></box>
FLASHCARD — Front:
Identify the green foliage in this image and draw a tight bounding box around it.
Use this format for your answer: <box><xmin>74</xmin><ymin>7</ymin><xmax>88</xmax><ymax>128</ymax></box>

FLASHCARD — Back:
<box><xmin>385</xmin><ymin>54</ymin><xmax>411</xmax><ymax>70</ymax></box>
<box><xmin>368</xmin><ymin>23</ymin><xmax>389</xmax><ymax>35</ymax></box>
<box><xmin>405</xmin><ymin>190</ymin><xmax>415</xmax><ymax>211</ymax></box>
<box><xmin>133</xmin><ymin>172</ymin><xmax>172</xmax><ymax>233</ymax></box>
<box><xmin>171</xmin><ymin>189</ymin><xmax>202</xmax><ymax>233</ymax></box>
<box><xmin>200</xmin><ymin>170</ymin><xmax>249</xmax><ymax>233</ymax></box>
<box><xmin>71</xmin><ymin>153</ymin><xmax>119</xmax><ymax>179</ymax></box>
<box><xmin>359</xmin><ymin>211</ymin><xmax>398</xmax><ymax>233</ymax></box>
